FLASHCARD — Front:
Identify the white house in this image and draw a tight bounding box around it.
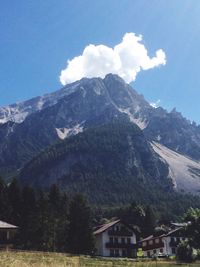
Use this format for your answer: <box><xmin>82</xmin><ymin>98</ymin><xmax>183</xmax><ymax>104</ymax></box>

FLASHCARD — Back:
<box><xmin>93</xmin><ymin>219</ymin><xmax>137</xmax><ymax>258</ymax></box>
<box><xmin>140</xmin><ymin>227</ymin><xmax>186</xmax><ymax>257</ymax></box>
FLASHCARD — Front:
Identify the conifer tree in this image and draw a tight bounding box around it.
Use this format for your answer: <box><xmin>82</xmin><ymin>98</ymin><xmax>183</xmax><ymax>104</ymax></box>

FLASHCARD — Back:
<box><xmin>68</xmin><ymin>194</ymin><xmax>94</xmax><ymax>254</ymax></box>
<box><xmin>7</xmin><ymin>178</ymin><xmax>22</xmax><ymax>225</ymax></box>
<box><xmin>143</xmin><ymin>205</ymin><xmax>156</xmax><ymax>237</ymax></box>
<box><xmin>0</xmin><ymin>176</ymin><xmax>9</xmax><ymax>220</ymax></box>
<box><xmin>19</xmin><ymin>186</ymin><xmax>36</xmax><ymax>249</ymax></box>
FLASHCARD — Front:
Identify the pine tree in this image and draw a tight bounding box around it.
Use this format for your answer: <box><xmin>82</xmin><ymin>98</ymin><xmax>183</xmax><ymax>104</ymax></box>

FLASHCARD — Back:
<box><xmin>0</xmin><ymin>176</ymin><xmax>9</xmax><ymax>220</ymax></box>
<box><xmin>68</xmin><ymin>194</ymin><xmax>94</xmax><ymax>254</ymax></box>
<box><xmin>19</xmin><ymin>186</ymin><xmax>36</xmax><ymax>249</ymax></box>
<box><xmin>48</xmin><ymin>184</ymin><xmax>62</xmax><ymax>251</ymax></box>
<box><xmin>143</xmin><ymin>205</ymin><xmax>156</xmax><ymax>237</ymax></box>
<box><xmin>7</xmin><ymin>178</ymin><xmax>22</xmax><ymax>226</ymax></box>
<box><xmin>56</xmin><ymin>192</ymin><xmax>69</xmax><ymax>252</ymax></box>
<box><xmin>33</xmin><ymin>191</ymin><xmax>51</xmax><ymax>251</ymax></box>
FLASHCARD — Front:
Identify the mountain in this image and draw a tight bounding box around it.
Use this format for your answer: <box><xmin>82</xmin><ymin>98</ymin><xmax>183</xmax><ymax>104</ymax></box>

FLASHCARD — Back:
<box><xmin>144</xmin><ymin>107</ymin><xmax>200</xmax><ymax>160</ymax></box>
<box><xmin>0</xmin><ymin>79</ymin><xmax>82</xmax><ymax>124</ymax></box>
<box><xmin>19</xmin><ymin>120</ymin><xmax>172</xmax><ymax>204</ymax></box>
<box><xmin>152</xmin><ymin>142</ymin><xmax>200</xmax><ymax>193</ymax></box>
<box><xmin>0</xmin><ymin>74</ymin><xmax>151</xmax><ymax>178</ymax></box>
<box><xmin>0</xmin><ymin>74</ymin><xmax>200</xmax><ymax>196</ymax></box>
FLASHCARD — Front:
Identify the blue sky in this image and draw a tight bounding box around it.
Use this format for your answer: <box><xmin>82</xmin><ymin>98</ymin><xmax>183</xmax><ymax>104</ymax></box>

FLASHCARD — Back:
<box><xmin>0</xmin><ymin>0</ymin><xmax>200</xmax><ymax>123</ymax></box>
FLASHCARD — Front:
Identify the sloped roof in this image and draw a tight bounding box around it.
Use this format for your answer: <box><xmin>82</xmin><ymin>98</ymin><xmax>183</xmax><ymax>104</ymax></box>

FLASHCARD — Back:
<box><xmin>171</xmin><ymin>222</ymin><xmax>188</xmax><ymax>228</ymax></box>
<box><xmin>165</xmin><ymin>227</ymin><xmax>182</xmax><ymax>237</ymax></box>
<box><xmin>93</xmin><ymin>219</ymin><xmax>120</xmax><ymax>235</ymax></box>
<box><xmin>140</xmin><ymin>234</ymin><xmax>165</xmax><ymax>242</ymax></box>
<box><xmin>0</xmin><ymin>220</ymin><xmax>18</xmax><ymax>229</ymax></box>
<box><xmin>140</xmin><ymin>227</ymin><xmax>183</xmax><ymax>242</ymax></box>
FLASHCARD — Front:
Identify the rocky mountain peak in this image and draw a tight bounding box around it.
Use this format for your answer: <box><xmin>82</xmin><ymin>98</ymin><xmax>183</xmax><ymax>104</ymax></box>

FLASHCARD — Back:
<box><xmin>0</xmin><ymin>74</ymin><xmax>200</xmax><ymax>196</ymax></box>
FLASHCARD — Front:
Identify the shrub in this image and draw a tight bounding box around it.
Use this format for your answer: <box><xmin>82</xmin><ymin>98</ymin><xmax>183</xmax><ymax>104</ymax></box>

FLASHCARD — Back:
<box><xmin>176</xmin><ymin>241</ymin><xmax>195</xmax><ymax>262</ymax></box>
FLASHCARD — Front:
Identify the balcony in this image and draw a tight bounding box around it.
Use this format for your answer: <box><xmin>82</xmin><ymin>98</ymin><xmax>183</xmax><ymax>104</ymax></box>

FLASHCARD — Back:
<box><xmin>108</xmin><ymin>229</ymin><xmax>133</xmax><ymax>237</ymax></box>
<box><xmin>106</xmin><ymin>242</ymin><xmax>137</xmax><ymax>249</ymax></box>
<box><xmin>143</xmin><ymin>242</ymin><xmax>164</xmax><ymax>251</ymax></box>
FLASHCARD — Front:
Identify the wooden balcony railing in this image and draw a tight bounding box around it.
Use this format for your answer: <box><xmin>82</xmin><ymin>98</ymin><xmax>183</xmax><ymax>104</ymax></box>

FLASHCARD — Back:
<box><xmin>108</xmin><ymin>229</ymin><xmax>133</xmax><ymax>236</ymax></box>
<box><xmin>142</xmin><ymin>242</ymin><xmax>164</xmax><ymax>251</ymax></box>
<box><xmin>105</xmin><ymin>242</ymin><xmax>137</xmax><ymax>249</ymax></box>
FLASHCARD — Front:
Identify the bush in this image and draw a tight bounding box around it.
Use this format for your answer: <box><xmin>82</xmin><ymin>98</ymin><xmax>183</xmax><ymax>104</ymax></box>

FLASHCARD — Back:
<box><xmin>176</xmin><ymin>241</ymin><xmax>195</xmax><ymax>262</ymax></box>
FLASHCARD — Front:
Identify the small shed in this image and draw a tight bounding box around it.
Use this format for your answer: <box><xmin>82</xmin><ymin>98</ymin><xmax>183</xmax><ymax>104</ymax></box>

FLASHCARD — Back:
<box><xmin>0</xmin><ymin>220</ymin><xmax>18</xmax><ymax>251</ymax></box>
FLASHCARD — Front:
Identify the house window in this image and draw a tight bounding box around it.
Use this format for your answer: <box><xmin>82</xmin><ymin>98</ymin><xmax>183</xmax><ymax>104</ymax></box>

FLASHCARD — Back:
<box><xmin>149</xmin><ymin>240</ymin><xmax>153</xmax><ymax>245</ymax></box>
<box><xmin>153</xmin><ymin>249</ymin><xmax>157</xmax><ymax>254</ymax></box>
<box><xmin>155</xmin><ymin>238</ymin><xmax>159</xmax><ymax>244</ymax></box>
<box><xmin>171</xmin><ymin>237</ymin><xmax>174</xmax><ymax>242</ymax></box>
<box><xmin>114</xmin><ymin>237</ymin><xmax>118</xmax><ymax>244</ymax></box>
<box><xmin>110</xmin><ymin>249</ymin><xmax>114</xmax><ymax>257</ymax></box>
<box><xmin>160</xmin><ymin>248</ymin><xmax>163</xmax><ymax>253</ymax></box>
<box><xmin>142</xmin><ymin>241</ymin><xmax>147</xmax><ymax>247</ymax></box>
<box><xmin>121</xmin><ymin>237</ymin><xmax>125</xmax><ymax>244</ymax></box>
<box><xmin>127</xmin><ymin>237</ymin><xmax>131</xmax><ymax>244</ymax></box>
<box><xmin>147</xmin><ymin>251</ymin><xmax>151</xmax><ymax>257</ymax></box>
<box><xmin>122</xmin><ymin>249</ymin><xmax>127</xmax><ymax>257</ymax></box>
<box><xmin>177</xmin><ymin>237</ymin><xmax>180</xmax><ymax>242</ymax></box>
<box><xmin>110</xmin><ymin>237</ymin><xmax>113</xmax><ymax>244</ymax></box>
<box><xmin>116</xmin><ymin>226</ymin><xmax>119</xmax><ymax>231</ymax></box>
<box><xmin>115</xmin><ymin>249</ymin><xmax>119</xmax><ymax>257</ymax></box>
<box><xmin>172</xmin><ymin>247</ymin><xmax>176</xmax><ymax>254</ymax></box>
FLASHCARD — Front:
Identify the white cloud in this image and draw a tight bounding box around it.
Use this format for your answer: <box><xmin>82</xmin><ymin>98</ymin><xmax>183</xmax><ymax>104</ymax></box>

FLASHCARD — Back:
<box><xmin>150</xmin><ymin>99</ymin><xmax>161</xmax><ymax>108</ymax></box>
<box><xmin>60</xmin><ymin>33</ymin><xmax>166</xmax><ymax>85</ymax></box>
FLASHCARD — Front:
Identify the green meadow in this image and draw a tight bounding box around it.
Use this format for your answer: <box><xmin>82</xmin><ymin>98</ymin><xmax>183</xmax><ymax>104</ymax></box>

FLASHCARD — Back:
<box><xmin>0</xmin><ymin>252</ymin><xmax>199</xmax><ymax>267</ymax></box>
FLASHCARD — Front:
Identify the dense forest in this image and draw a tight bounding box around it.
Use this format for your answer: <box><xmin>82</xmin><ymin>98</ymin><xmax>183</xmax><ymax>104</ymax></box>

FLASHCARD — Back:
<box><xmin>1</xmin><ymin>176</ymin><xmax>200</xmax><ymax>253</ymax></box>
<box><xmin>17</xmin><ymin>120</ymin><xmax>200</xmax><ymax>210</ymax></box>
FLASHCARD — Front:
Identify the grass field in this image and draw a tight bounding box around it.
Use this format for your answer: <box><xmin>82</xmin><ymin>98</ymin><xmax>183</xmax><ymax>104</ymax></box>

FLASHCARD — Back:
<box><xmin>0</xmin><ymin>251</ymin><xmax>199</xmax><ymax>267</ymax></box>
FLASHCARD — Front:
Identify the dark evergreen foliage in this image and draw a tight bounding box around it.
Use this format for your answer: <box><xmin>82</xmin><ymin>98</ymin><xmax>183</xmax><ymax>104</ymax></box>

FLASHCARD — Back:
<box><xmin>176</xmin><ymin>241</ymin><xmax>194</xmax><ymax>262</ymax></box>
<box><xmin>184</xmin><ymin>208</ymin><xmax>200</xmax><ymax>249</ymax></box>
<box><xmin>17</xmin><ymin>120</ymin><xmax>200</xmax><ymax>222</ymax></box>
<box><xmin>68</xmin><ymin>194</ymin><xmax>94</xmax><ymax>254</ymax></box>
<box><xmin>0</xmin><ymin>176</ymin><xmax>200</xmax><ymax>253</ymax></box>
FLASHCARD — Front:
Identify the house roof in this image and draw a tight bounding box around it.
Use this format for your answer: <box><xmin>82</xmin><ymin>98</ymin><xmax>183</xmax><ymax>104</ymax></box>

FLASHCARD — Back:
<box><xmin>93</xmin><ymin>219</ymin><xmax>137</xmax><ymax>235</ymax></box>
<box><xmin>93</xmin><ymin>219</ymin><xmax>120</xmax><ymax>235</ymax></box>
<box><xmin>0</xmin><ymin>220</ymin><xmax>18</xmax><ymax>229</ymax></box>
<box><xmin>165</xmin><ymin>227</ymin><xmax>182</xmax><ymax>237</ymax></box>
<box><xmin>171</xmin><ymin>222</ymin><xmax>188</xmax><ymax>228</ymax></box>
<box><xmin>140</xmin><ymin>227</ymin><xmax>183</xmax><ymax>242</ymax></box>
<box><xmin>140</xmin><ymin>234</ymin><xmax>165</xmax><ymax>242</ymax></box>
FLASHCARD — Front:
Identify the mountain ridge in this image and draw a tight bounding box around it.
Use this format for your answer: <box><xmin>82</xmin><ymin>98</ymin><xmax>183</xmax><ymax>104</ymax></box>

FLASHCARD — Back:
<box><xmin>0</xmin><ymin>74</ymin><xmax>200</xmax><ymax>196</ymax></box>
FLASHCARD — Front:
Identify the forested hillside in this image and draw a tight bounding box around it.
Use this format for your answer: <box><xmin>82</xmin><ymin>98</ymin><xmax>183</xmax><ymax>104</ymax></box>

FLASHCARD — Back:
<box><xmin>19</xmin><ymin>119</ymin><xmax>171</xmax><ymax>204</ymax></box>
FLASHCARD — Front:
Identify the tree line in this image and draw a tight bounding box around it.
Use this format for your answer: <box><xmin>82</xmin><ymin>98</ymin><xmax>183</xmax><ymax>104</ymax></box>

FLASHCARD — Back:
<box><xmin>0</xmin><ymin>176</ymin><xmax>158</xmax><ymax>253</ymax></box>
<box><xmin>0</xmin><ymin>177</ymin><xmax>94</xmax><ymax>253</ymax></box>
<box><xmin>1</xmin><ymin>176</ymin><xmax>200</xmax><ymax>257</ymax></box>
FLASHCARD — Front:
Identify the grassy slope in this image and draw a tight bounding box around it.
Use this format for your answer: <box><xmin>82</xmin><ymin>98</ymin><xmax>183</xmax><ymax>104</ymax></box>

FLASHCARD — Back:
<box><xmin>0</xmin><ymin>252</ymin><xmax>199</xmax><ymax>267</ymax></box>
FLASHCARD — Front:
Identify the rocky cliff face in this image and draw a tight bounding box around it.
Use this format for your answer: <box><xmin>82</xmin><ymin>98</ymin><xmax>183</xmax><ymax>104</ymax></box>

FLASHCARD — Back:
<box><xmin>144</xmin><ymin>108</ymin><xmax>200</xmax><ymax>160</ymax></box>
<box><xmin>0</xmin><ymin>74</ymin><xmax>200</xmax><ymax>195</ymax></box>
<box><xmin>0</xmin><ymin>74</ymin><xmax>152</xmax><ymax>177</ymax></box>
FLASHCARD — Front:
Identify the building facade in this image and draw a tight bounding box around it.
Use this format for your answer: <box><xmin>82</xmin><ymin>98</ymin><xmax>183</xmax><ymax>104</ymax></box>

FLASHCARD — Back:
<box><xmin>141</xmin><ymin>228</ymin><xmax>185</xmax><ymax>257</ymax></box>
<box><xmin>94</xmin><ymin>219</ymin><xmax>137</xmax><ymax>258</ymax></box>
<box><xmin>0</xmin><ymin>220</ymin><xmax>18</xmax><ymax>251</ymax></box>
